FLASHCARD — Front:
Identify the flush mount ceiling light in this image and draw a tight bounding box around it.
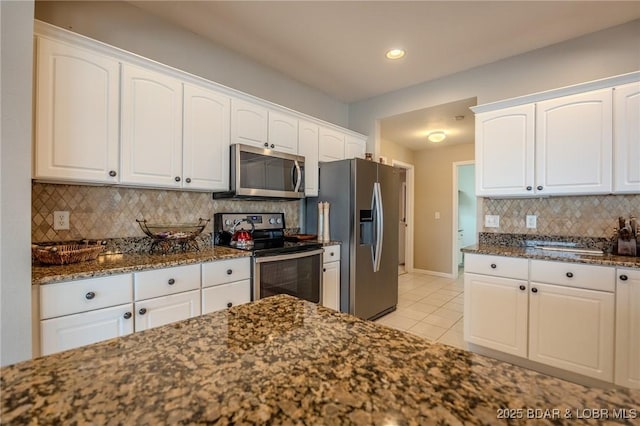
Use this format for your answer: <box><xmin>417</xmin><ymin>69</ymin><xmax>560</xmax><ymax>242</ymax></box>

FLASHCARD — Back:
<box><xmin>427</xmin><ymin>131</ymin><xmax>446</xmax><ymax>143</ymax></box>
<box><xmin>385</xmin><ymin>48</ymin><xmax>406</xmax><ymax>60</ymax></box>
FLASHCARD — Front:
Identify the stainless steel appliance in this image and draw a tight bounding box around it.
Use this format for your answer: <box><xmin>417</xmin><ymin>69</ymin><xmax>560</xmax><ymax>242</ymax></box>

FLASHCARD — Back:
<box><xmin>213</xmin><ymin>144</ymin><xmax>305</xmax><ymax>199</ymax></box>
<box><xmin>306</xmin><ymin>158</ymin><xmax>400</xmax><ymax>320</ymax></box>
<box><xmin>214</xmin><ymin>213</ymin><xmax>323</xmax><ymax>303</ymax></box>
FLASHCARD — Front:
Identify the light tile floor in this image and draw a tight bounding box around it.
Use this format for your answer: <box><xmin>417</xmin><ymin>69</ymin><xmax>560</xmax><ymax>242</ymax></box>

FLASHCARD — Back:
<box><xmin>375</xmin><ymin>270</ymin><xmax>467</xmax><ymax>350</ymax></box>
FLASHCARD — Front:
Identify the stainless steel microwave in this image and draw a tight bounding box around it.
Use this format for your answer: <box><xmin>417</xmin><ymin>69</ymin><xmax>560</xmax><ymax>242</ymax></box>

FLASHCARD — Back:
<box><xmin>213</xmin><ymin>144</ymin><xmax>305</xmax><ymax>199</ymax></box>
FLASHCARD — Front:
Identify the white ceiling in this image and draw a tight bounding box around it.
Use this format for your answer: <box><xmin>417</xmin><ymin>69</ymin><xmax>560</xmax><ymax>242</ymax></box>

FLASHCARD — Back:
<box><xmin>129</xmin><ymin>1</ymin><xmax>640</xmax><ymax>103</ymax></box>
<box><xmin>127</xmin><ymin>1</ymin><xmax>640</xmax><ymax>151</ymax></box>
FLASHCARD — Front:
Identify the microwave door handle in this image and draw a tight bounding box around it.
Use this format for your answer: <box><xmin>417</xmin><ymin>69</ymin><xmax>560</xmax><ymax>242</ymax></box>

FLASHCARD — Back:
<box><xmin>373</xmin><ymin>182</ymin><xmax>384</xmax><ymax>272</ymax></box>
<box><xmin>292</xmin><ymin>160</ymin><xmax>302</xmax><ymax>192</ymax></box>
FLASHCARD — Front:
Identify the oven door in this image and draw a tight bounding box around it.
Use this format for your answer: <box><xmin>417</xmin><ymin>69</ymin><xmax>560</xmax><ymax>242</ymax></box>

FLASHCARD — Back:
<box><xmin>253</xmin><ymin>248</ymin><xmax>323</xmax><ymax>303</ymax></box>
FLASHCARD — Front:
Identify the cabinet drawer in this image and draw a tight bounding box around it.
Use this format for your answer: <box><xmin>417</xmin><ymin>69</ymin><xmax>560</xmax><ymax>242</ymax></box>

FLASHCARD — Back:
<box><xmin>323</xmin><ymin>245</ymin><xmax>340</xmax><ymax>264</ymax></box>
<box><xmin>464</xmin><ymin>254</ymin><xmax>528</xmax><ymax>280</ymax></box>
<box><xmin>40</xmin><ymin>274</ymin><xmax>133</xmax><ymax>319</ymax></box>
<box><xmin>134</xmin><ymin>264</ymin><xmax>200</xmax><ymax>301</ymax></box>
<box><xmin>202</xmin><ymin>258</ymin><xmax>251</xmax><ymax>288</ymax></box>
<box><xmin>202</xmin><ymin>280</ymin><xmax>251</xmax><ymax>314</ymax></box>
<box><xmin>530</xmin><ymin>260</ymin><xmax>615</xmax><ymax>292</ymax></box>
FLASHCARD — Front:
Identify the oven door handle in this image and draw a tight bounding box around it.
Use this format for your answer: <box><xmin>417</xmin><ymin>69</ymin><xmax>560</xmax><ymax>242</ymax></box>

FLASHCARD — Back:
<box><xmin>254</xmin><ymin>248</ymin><xmax>325</xmax><ymax>263</ymax></box>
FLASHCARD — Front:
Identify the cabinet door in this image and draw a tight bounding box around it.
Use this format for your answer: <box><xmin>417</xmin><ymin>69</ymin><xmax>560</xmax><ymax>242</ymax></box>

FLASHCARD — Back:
<box><xmin>183</xmin><ymin>83</ymin><xmax>230</xmax><ymax>191</ymax></box>
<box><xmin>268</xmin><ymin>110</ymin><xmax>298</xmax><ymax>154</ymax></box>
<box><xmin>615</xmin><ymin>269</ymin><xmax>640</xmax><ymax>389</ymax></box>
<box><xmin>135</xmin><ymin>290</ymin><xmax>201</xmax><ymax>332</ymax></box>
<box><xmin>344</xmin><ymin>135</ymin><xmax>366</xmax><ymax>159</ymax></box>
<box><xmin>613</xmin><ymin>82</ymin><xmax>640</xmax><ymax>194</ymax></box>
<box><xmin>35</xmin><ymin>37</ymin><xmax>119</xmax><ymax>183</ymax></box>
<box><xmin>298</xmin><ymin>120</ymin><xmax>319</xmax><ymax>196</ymax></box>
<box><xmin>528</xmin><ymin>282</ymin><xmax>614</xmax><ymax>381</ymax></box>
<box><xmin>474</xmin><ymin>104</ymin><xmax>535</xmax><ymax>197</ymax></box>
<box><xmin>230</xmin><ymin>99</ymin><xmax>268</xmax><ymax>148</ymax></box>
<box><xmin>463</xmin><ymin>273</ymin><xmax>528</xmax><ymax>357</ymax></box>
<box><xmin>41</xmin><ymin>303</ymin><xmax>134</xmax><ymax>356</ymax></box>
<box><xmin>319</xmin><ymin>127</ymin><xmax>345</xmax><ymax>162</ymax></box>
<box><xmin>202</xmin><ymin>280</ymin><xmax>251</xmax><ymax>315</ymax></box>
<box><xmin>322</xmin><ymin>261</ymin><xmax>340</xmax><ymax>311</ymax></box>
<box><xmin>535</xmin><ymin>89</ymin><xmax>613</xmax><ymax>195</ymax></box>
<box><xmin>121</xmin><ymin>63</ymin><xmax>183</xmax><ymax>187</ymax></box>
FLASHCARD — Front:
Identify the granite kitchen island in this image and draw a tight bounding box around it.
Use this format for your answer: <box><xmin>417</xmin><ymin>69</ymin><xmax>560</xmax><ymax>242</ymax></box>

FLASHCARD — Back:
<box><xmin>1</xmin><ymin>295</ymin><xmax>638</xmax><ymax>425</ymax></box>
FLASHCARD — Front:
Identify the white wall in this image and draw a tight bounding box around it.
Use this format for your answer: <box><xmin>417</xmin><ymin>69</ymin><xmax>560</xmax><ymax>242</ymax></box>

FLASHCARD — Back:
<box><xmin>1</xmin><ymin>0</ymin><xmax>34</xmax><ymax>366</ymax></box>
<box><xmin>349</xmin><ymin>19</ymin><xmax>640</xmax><ymax>154</ymax></box>
<box><xmin>35</xmin><ymin>1</ymin><xmax>349</xmax><ymax>128</ymax></box>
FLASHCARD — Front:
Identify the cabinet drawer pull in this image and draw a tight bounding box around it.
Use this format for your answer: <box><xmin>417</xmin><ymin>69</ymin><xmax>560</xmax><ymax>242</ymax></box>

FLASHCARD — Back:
<box><xmin>139</xmin><ymin>308</ymin><xmax>147</xmax><ymax>315</ymax></box>
<box><xmin>175</xmin><ymin>176</ymin><xmax>181</xmax><ymax>182</ymax></box>
<box><xmin>264</xmin><ymin>143</ymin><xmax>269</xmax><ymax>147</ymax></box>
<box><xmin>185</xmin><ymin>178</ymin><xmax>191</xmax><ymax>183</ymax></box>
<box><xmin>490</xmin><ymin>263</ymin><xmax>497</xmax><ymax>269</ymax></box>
<box><xmin>519</xmin><ymin>285</ymin><xmax>526</xmax><ymax>291</ymax></box>
<box><xmin>270</xmin><ymin>144</ymin><xmax>275</xmax><ymax>149</ymax></box>
<box><xmin>330</xmin><ymin>252</ymin><xmax>335</xmax><ymax>256</ymax></box>
<box><xmin>226</xmin><ymin>269</ymin><xmax>233</xmax><ymax>275</ymax></box>
<box><xmin>108</xmin><ymin>170</ymin><xmax>117</xmax><ymax>177</ymax></box>
<box><xmin>620</xmin><ymin>275</ymin><xmax>628</xmax><ymax>281</ymax></box>
<box><xmin>168</xmin><ymin>278</ymin><xmax>175</xmax><ymax>285</ymax></box>
<box><xmin>566</xmin><ymin>272</ymin><xmax>574</xmax><ymax>278</ymax></box>
<box><xmin>537</xmin><ymin>185</ymin><xmax>543</xmax><ymax>191</ymax></box>
<box><xmin>226</xmin><ymin>302</ymin><xmax>233</xmax><ymax>308</ymax></box>
<box><xmin>323</xmin><ymin>268</ymin><xmax>326</xmax><ymax>272</ymax></box>
<box><xmin>85</xmin><ymin>291</ymin><xmax>96</xmax><ymax>300</ymax></box>
<box><xmin>123</xmin><ymin>312</ymin><xmax>132</xmax><ymax>319</ymax></box>
<box><xmin>531</xmin><ymin>287</ymin><xmax>538</xmax><ymax>293</ymax></box>
<box><xmin>526</xmin><ymin>186</ymin><xmax>532</xmax><ymax>191</ymax></box>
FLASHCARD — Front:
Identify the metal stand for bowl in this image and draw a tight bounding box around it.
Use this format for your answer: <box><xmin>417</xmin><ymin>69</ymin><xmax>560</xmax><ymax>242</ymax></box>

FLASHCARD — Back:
<box><xmin>136</xmin><ymin>218</ymin><xmax>210</xmax><ymax>254</ymax></box>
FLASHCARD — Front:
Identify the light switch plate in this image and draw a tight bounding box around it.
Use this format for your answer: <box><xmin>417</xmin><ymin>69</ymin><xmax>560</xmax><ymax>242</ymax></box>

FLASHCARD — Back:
<box><xmin>485</xmin><ymin>215</ymin><xmax>500</xmax><ymax>228</ymax></box>
<box><xmin>526</xmin><ymin>215</ymin><xmax>537</xmax><ymax>229</ymax></box>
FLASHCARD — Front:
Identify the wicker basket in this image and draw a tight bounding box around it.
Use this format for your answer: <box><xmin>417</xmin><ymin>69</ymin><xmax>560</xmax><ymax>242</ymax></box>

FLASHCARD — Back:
<box><xmin>32</xmin><ymin>243</ymin><xmax>104</xmax><ymax>265</ymax></box>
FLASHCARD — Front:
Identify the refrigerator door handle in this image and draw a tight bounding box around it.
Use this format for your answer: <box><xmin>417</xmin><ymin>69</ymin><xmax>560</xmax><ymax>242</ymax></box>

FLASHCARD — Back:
<box><xmin>373</xmin><ymin>182</ymin><xmax>384</xmax><ymax>272</ymax></box>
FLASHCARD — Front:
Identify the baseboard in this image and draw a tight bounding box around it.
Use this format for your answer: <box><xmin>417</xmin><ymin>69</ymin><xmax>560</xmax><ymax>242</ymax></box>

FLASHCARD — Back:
<box><xmin>411</xmin><ymin>268</ymin><xmax>455</xmax><ymax>279</ymax></box>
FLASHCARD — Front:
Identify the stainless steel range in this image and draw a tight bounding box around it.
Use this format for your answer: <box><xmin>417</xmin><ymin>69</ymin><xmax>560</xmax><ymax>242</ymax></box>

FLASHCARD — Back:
<box><xmin>214</xmin><ymin>213</ymin><xmax>323</xmax><ymax>303</ymax></box>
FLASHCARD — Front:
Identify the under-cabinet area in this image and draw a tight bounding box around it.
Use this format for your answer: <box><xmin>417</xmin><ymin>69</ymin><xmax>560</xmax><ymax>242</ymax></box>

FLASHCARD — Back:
<box><xmin>464</xmin><ymin>253</ymin><xmax>639</xmax><ymax>389</ymax></box>
<box><xmin>37</xmin><ymin>257</ymin><xmax>251</xmax><ymax>356</ymax></box>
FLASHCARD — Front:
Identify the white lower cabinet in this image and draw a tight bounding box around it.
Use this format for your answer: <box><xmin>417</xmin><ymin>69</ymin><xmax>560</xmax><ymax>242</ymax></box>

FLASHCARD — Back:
<box><xmin>464</xmin><ymin>273</ymin><xmax>528</xmax><ymax>357</ymax></box>
<box><xmin>41</xmin><ymin>303</ymin><xmax>134</xmax><ymax>356</ymax></box>
<box><xmin>134</xmin><ymin>290</ymin><xmax>201</xmax><ymax>332</ymax></box>
<box><xmin>202</xmin><ymin>281</ymin><xmax>251</xmax><ymax>314</ymax></box>
<box><xmin>528</xmin><ymin>282</ymin><xmax>614</xmax><ymax>382</ymax></box>
<box><xmin>615</xmin><ymin>268</ymin><xmax>640</xmax><ymax>389</ymax></box>
<box><xmin>464</xmin><ymin>254</ymin><xmax>618</xmax><ymax>384</ymax></box>
<box><xmin>322</xmin><ymin>245</ymin><xmax>341</xmax><ymax>311</ymax></box>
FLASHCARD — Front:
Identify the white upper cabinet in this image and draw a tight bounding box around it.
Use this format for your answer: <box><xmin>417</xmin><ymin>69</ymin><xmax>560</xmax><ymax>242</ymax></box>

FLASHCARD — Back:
<box><xmin>268</xmin><ymin>110</ymin><xmax>298</xmax><ymax>154</ymax></box>
<box><xmin>345</xmin><ymin>135</ymin><xmax>367</xmax><ymax>159</ymax></box>
<box><xmin>475</xmin><ymin>104</ymin><xmax>535</xmax><ymax>197</ymax></box>
<box><xmin>319</xmin><ymin>127</ymin><xmax>345</xmax><ymax>162</ymax></box>
<box><xmin>298</xmin><ymin>120</ymin><xmax>319</xmax><ymax>196</ymax></box>
<box><xmin>183</xmin><ymin>83</ymin><xmax>230</xmax><ymax>191</ymax></box>
<box><xmin>35</xmin><ymin>37</ymin><xmax>120</xmax><ymax>183</ymax></box>
<box><xmin>535</xmin><ymin>89</ymin><xmax>613</xmax><ymax>195</ymax></box>
<box><xmin>121</xmin><ymin>63</ymin><xmax>183</xmax><ymax>187</ymax></box>
<box><xmin>613</xmin><ymin>82</ymin><xmax>640</xmax><ymax>193</ymax></box>
<box><xmin>230</xmin><ymin>98</ymin><xmax>268</xmax><ymax>148</ymax></box>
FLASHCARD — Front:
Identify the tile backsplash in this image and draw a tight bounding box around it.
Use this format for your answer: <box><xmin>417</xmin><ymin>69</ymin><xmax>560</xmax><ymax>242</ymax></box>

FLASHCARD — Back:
<box><xmin>481</xmin><ymin>194</ymin><xmax>640</xmax><ymax>238</ymax></box>
<box><xmin>32</xmin><ymin>183</ymin><xmax>301</xmax><ymax>242</ymax></box>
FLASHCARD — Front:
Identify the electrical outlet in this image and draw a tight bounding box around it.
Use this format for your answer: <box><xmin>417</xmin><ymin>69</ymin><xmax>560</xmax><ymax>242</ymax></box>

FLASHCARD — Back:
<box><xmin>53</xmin><ymin>211</ymin><xmax>69</xmax><ymax>230</ymax></box>
<box><xmin>485</xmin><ymin>215</ymin><xmax>500</xmax><ymax>228</ymax></box>
<box><xmin>526</xmin><ymin>215</ymin><xmax>537</xmax><ymax>229</ymax></box>
<box><xmin>435</xmin><ymin>211</ymin><xmax>441</xmax><ymax>220</ymax></box>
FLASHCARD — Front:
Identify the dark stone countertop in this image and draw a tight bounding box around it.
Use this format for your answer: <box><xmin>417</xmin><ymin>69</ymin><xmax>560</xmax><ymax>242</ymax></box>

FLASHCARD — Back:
<box><xmin>1</xmin><ymin>295</ymin><xmax>638</xmax><ymax>425</ymax></box>
<box><xmin>462</xmin><ymin>244</ymin><xmax>640</xmax><ymax>269</ymax></box>
<box><xmin>32</xmin><ymin>246</ymin><xmax>251</xmax><ymax>286</ymax></box>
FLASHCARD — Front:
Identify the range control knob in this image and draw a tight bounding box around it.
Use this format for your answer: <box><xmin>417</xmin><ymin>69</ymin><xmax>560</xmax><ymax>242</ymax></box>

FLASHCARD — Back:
<box><xmin>225</xmin><ymin>219</ymin><xmax>232</xmax><ymax>226</ymax></box>
<box><xmin>276</xmin><ymin>218</ymin><xmax>282</xmax><ymax>224</ymax></box>
<box><xmin>269</xmin><ymin>217</ymin><xmax>276</xmax><ymax>224</ymax></box>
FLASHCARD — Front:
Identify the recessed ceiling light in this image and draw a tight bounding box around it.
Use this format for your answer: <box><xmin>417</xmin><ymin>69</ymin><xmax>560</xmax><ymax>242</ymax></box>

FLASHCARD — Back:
<box><xmin>427</xmin><ymin>131</ymin><xmax>446</xmax><ymax>143</ymax></box>
<box><xmin>385</xmin><ymin>48</ymin><xmax>406</xmax><ymax>60</ymax></box>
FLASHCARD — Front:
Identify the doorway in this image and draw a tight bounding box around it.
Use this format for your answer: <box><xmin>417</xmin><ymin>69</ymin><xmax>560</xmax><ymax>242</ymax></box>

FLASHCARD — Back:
<box><xmin>392</xmin><ymin>160</ymin><xmax>414</xmax><ymax>275</ymax></box>
<box><xmin>452</xmin><ymin>161</ymin><xmax>476</xmax><ymax>279</ymax></box>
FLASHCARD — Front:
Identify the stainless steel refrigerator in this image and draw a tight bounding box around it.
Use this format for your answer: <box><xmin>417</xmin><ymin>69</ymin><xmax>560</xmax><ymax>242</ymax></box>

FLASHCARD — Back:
<box><xmin>306</xmin><ymin>158</ymin><xmax>399</xmax><ymax>320</ymax></box>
